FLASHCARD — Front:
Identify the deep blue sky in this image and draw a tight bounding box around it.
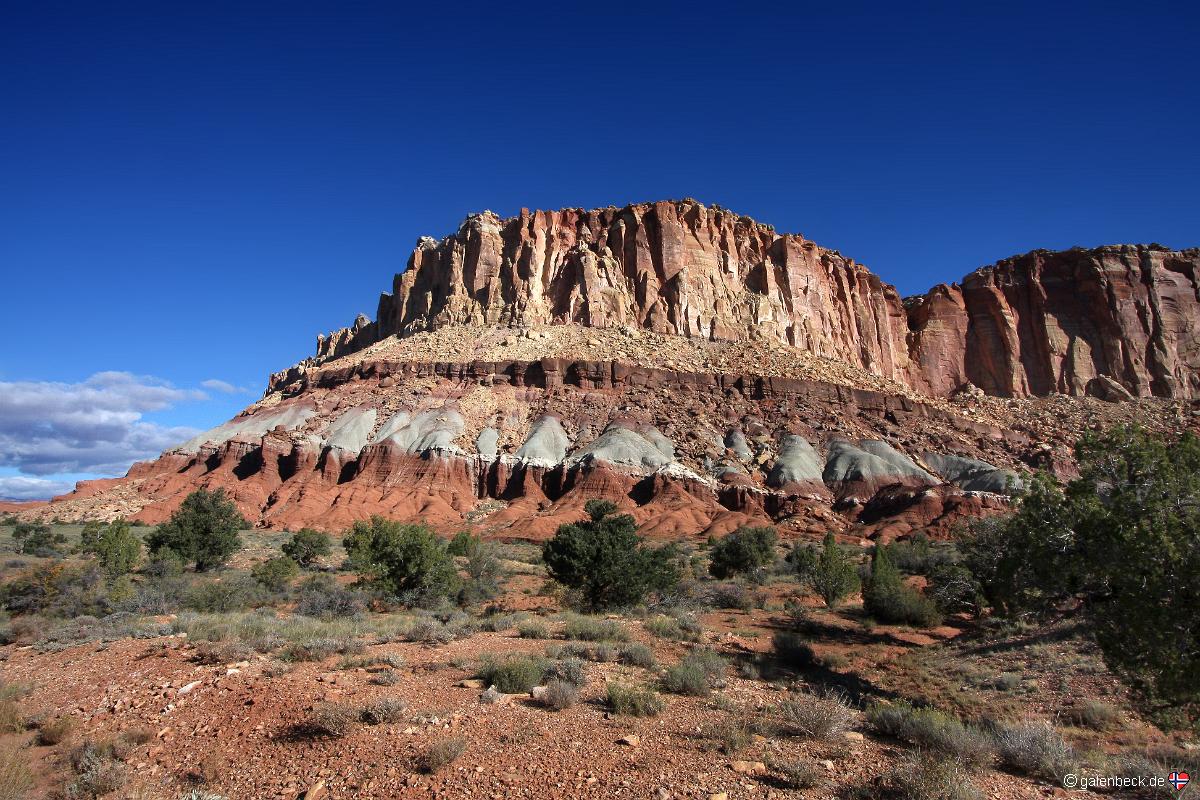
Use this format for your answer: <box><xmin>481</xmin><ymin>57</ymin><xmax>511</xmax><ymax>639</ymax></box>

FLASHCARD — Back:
<box><xmin>2</xmin><ymin>1</ymin><xmax>1198</xmax><ymax>498</ymax></box>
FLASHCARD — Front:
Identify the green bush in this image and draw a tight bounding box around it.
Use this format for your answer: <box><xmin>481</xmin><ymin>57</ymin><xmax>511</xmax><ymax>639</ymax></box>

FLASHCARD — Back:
<box><xmin>185</xmin><ymin>576</ymin><xmax>268</xmax><ymax>613</ymax></box>
<box><xmin>13</xmin><ymin>522</ymin><xmax>66</xmax><ymax>556</ymax></box>
<box><xmin>544</xmin><ymin>657</ymin><xmax>587</xmax><ymax>687</ymax></box>
<box><xmin>772</xmin><ymin>630</ymin><xmax>816</xmax><ymax>670</ymax></box>
<box><xmin>805</xmin><ymin>532</ymin><xmax>860</xmax><ymax>608</ymax></box>
<box><xmin>146</xmin><ymin>489</ymin><xmax>246</xmax><ymax>571</ymax></box>
<box><xmin>562</xmin><ymin>614</ymin><xmax>629</xmax><ymax>642</ymax></box>
<box><xmin>418</xmin><ymin>737</ymin><xmax>466</xmax><ymax>773</ymax></box>
<box><xmin>866</xmin><ymin>701</ymin><xmax>994</xmax><ymax>768</ymax></box>
<box><xmin>617</xmin><ymin>642</ymin><xmax>656</xmax><ymax>668</ymax></box>
<box><xmin>517</xmin><ymin>620</ymin><xmax>549</xmax><ymax>639</ymax></box>
<box><xmin>662</xmin><ymin>650</ymin><xmax>726</xmax><ymax>696</ymax></box>
<box><xmin>539</xmin><ymin>679</ymin><xmax>579</xmax><ymax>711</ymax></box>
<box><xmin>342</xmin><ymin>516</ymin><xmax>459</xmax><ymax>607</ymax></box>
<box><xmin>476</xmin><ymin>654</ymin><xmax>548</xmax><ymax>694</ymax></box>
<box><xmin>458</xmin><ymin>540</ymin><xmax>502</xmax><ymax>605</ymax></box>
<box><xmin>293</xmin><ymin>574</ymin><xmax>365</xmax><ymax>619</ymax></box>
<box><xmin>92</xmin><ymin>520</ymin><xmax>141</xmax><ymax>577</ymax></box>
<box><xmin>446</xmin><ymin>530</ymin><xmax>480</xmax><ymax>557</ymax></box>
<box><xmin>281</xmin><ymin>528</ymin><xmax>332</xmax><ymax>568</ymax></box>
<box><xmin>863</xmin><ymin>545</ymin><xmax>942</xmax><ymax>627</ymax></box>
<box><xmin>993</xmin><ymin>720</ymin><xmax>1076</xmax><ymax>781</ymax></box>
<box><xmin>250</xmin><ymin>556</ymin><xmax>299</xmax><ymax>591</ymax></box>
<box><xmin>606</xmin><ymin>682</ymin><xmax>664</xmax><ymax>716</ymax></box>
<box><xmin>964</xmin><ymin>427</ymin><xmax>1200</xmax><ymax>716</ymax></box>
<box><xmin>542</xmin><ymin>500</ymin><xmax>679</xmax><ymax>611</ymax></box>
<box><xmin>708</xmin><ymin>525</ymin><xmax>777</xmax><ymax>580</ymax></box>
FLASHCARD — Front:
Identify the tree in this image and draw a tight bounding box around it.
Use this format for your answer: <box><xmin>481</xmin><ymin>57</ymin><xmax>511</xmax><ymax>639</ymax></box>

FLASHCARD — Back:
<box><xmin>251</xmin><ymin>555</ymin><xmax>299</xmax><ymax>591</ymax></box>
<box><xmin>342</xmin><ymin>516</ymin><xmax>459</xmax><ymax>606</ymax></box>
<box><xmin>542</xmin><ymin>499</ymin><xmax>679</xmax><ymax>611</ymax></box>
<box><xmin>965</xmin><ymin>426</ymin><xmax>1200</xmax><ymax>716</ymax></box>
<box><xmin>805</xmin><ymin>533</ymin><xmax>860</xmax><ymax>608</ymax></box>
<box><xmin>281</xmin><ymin>528</ymin><xmax>332</xmax><ymax>568</ymax></box>
<box><xmin>862</xmin><ymin>544</ymin><xmax>941</xmax><ymax>627</ymax></box>
<box><xmin>13</xmin><ymin>522</ymin><xmax>66</xmax><ymax>556</ymax></box>
<box><xmin>708</xmin><ymin>526</ymin><xmax>778</xmax><ymax>580</ymax></box>
<box><xmin>146</xmin><ymin>489</ymin><xmax>246</xmax><ymax>571</ymax></box>
<box><xmin>93</xmin><ymin>519</ymin><xmax>141</xmax><ymax>577</ymax></box>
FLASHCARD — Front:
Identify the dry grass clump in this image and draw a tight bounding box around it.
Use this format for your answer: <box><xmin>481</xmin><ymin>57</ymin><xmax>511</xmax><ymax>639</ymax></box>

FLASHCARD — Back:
<box><xmin>776</xmin><ymin>688</ymin><xmax>856</xmax><ymax>740</ymax></box>
<box><xmin>0</xmin><ymin>741</ymin><xmax>34</xmax><ymax>800</ymax></box>
<box><xmin>418</xmin><ymin>737</ymin><xmax>466</xmax><ymax>773</ymax></box>
<box><xmin>538</xmin><ymin>680</ymin><xmax>579</xmax><ymax>711</ymax></box>
<box><xmin>661</xmin><ymin>650</ymin><xmax>726</xmax><ymax>696</ymax></box>
<box><xmin>68</xmin><ymin>739</ymin><xmax>129</xmax><ymax>797</ymax></box>
<box><xmin>993</xmin><ymin>720</ymin><xmax>1077</xmax><ymax>781</ymax></box>
<box><xmin>34</xmin><ymin>715</ymin><xmax>75</xmax><ymax>745</ymax></box>
<box><xmin>307</xmin><ymin>702</ymin><xmax>360</xmax><ymax>737</ymax></box>
<box><xmin>0</xmin><ymin>702</ymin><xmax>22</xmax><ymax>735</ymax></box>
<box><xmin>606</xmin><ymin>683</ymin><xmax>665</xmax><ymax>717</ymax></box>
<box><xmin>476</xmin><ymin>654</ymin><xmax>548</xmax><ymax>694</ymax></box>
<box><xmin>360</xmin><ymin>698</ymin><xmax>407</xmax><ymax>725</ymax></box>
<box><xmin>704</xmin><ymin>719</ymin><xmax>752</xmax><ymax>754</ymax></box>
<box><xmin>885</xmin><ymin>752</ymin><xmax>982</xmax><ymax>800</ymax></box>
<box><xmin>1065</xmin><ymin>699</ymin><xmax>1122</xmax><ymax>730</ymax></box>
<box><xmin>561</xmin><ymin>614</ymin><xmax>629</xmax><ymax>642</ymax></box>
<box><xmin>768</xmin><ymin>758</ymin><xmax>825</xmax><ymax>790</ymax></box>
<box><xmin>517</xmin><ymin>620</ymin><xmax>549</xmax><ymax>639</ymax></box>
<box><xmin>543</xmin><ymin>657</ymin><xmax>587</xmax><ymax>687</ymax></box>
<box><xmin>617</xmin><ymin>643</ymin><xmax>656</xmax><ymax>668</ymax></box>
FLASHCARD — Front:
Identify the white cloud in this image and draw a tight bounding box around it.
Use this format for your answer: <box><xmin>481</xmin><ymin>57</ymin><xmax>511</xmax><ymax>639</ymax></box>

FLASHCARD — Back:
<box><xmin>0</xmin><ymin>372</ymin><xmax>202</xmax><ymax>477</ymax></box>
<box><xmin>201</xmin><ymin>378</ymin><xmax>250</xmax><ymax>394</ymax></box>
<box><xmin>0</xmin><ymin>475</ymin><xmax>74</xmax><ymax>501</ymax></box>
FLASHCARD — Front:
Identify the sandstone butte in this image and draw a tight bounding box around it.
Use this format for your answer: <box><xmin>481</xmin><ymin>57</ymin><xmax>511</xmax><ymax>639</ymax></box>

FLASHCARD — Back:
<box><xmin>33</xmin><ymin>199</ymin><xmax>1200</xmax><ymax>541</ymax></box>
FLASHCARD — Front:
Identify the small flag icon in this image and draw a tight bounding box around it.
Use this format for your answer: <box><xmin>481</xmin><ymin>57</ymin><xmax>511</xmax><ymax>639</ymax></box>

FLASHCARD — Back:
<box><xmin>1169</xmin><ymin>772</ymin><xmax>1190</xmax><ymax>791</ymax></box>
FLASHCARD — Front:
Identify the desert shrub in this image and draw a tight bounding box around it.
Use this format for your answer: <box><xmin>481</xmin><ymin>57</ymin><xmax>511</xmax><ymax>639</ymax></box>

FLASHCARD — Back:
<box><xmin>769</xmin><ymin>758</ymin><xmax>824</xmax><ymax>790</ymax></box>
<box><xmin>993</xmin><ymin>720</ymin><xmax>1076</xmax><ymax>781</ymax></box>
<box><xmin>539</xmin><ymin>679</ymin><xmax>579</xmax><ymax>711</ymax></box>
<box><xmin>281</xmin><ymin>528</ymin><xmax>332</xmax><ymax>568</ymax></box>
<box><xmin>772</xmin><ymin>630</ymin><xmax>816</xmax><ymax>670</ymax></box>
<box><xmin>307</xmin><ymin>702</ymin><xmax>359</xmax><ymax>737</ymax></box>
<box><xmin>562</xmin><ymin>614</ymin><xmax>629</xmax><ymax>642</ymax></box>
<box><xmin>69</xmin><ymin>739</ymin><xmax>128</xmax><ymax>797</ymax></box>
<box><xmin>360</xmin><ymin>698</ymin><xmax>407</xmax><ymax>725</ymax></box>
<box><xmin>708</xmin><ymin>525</ymin><xmax>777</xmax><ymax>580</ymax></box>
<box><xmin>446</xmin><ymin>530</ymin><xmax>480</xmax><ymax>557</ymax></box>
<box><xmin>926</xmin><ymin>563</ymin><xmax>984</xmax><ymax>616</ymax></box>
<box><xmin>662</xmin><ymin>650</ymin><xmax>725</xmax><ymax>696</ymax></box>
<box><xmin>606</xmin><ymin>682</ymin><xmax>664</xmax><ymax>717</ymax></box>
<box><xmin>342</xmin><ymin>517</ymin><xmax>459</xmax><ymax>607</ymax></box>
<box><xmin>888</xmin><ymin>533</ymin><xmax>954</xmax><ymax>575</ymax></box>
<box><xmin>250</xmin><ymin>556</ymin><xmax>298</xmax><ymax>591</ymax></box>
<box><xmin>185</xmin><ymin>575</ymin><xmax>268</xmax><ymax>613</ymax></box>
<box><xmin>13</xmin><ymin>522</ymin><xmax>67</xmax><ymax>557</ymax></box>
<box><xmin>704</xmin><ymin>719</ymin><xmax>752</xmax><ymax>753</ymax></box>
<box><xmin>617</xmin><ymin>643</ymin><xmax>656</xmax><ymax>668</ymax></box>
<box><xmin>885</xmin><ymin>751</ymin><xmax>982</xmax><ymax>800</ymax></box>
<box><xmin>146</xmin><ymin>489</ymin><xmax>246</xmax><ymax>571</ymax></box>
<box><xmin>544</xmin><ymin>657</ymin><xmax>587</xmax><ymax>687</ymax></box>
<box><xmin>90</xmin><ymin>520</ymin><xmax>141</xmax><ymax>577</ymax></box>
<box><xmin>1</xmin><ymin>561</ymin><xmax>114</xmax><ymax>618</ymax></box>
<box><xmin>963</xmin><ymin>427</ymin><xmax>1200</xmax><ymax>717</ymax></box>
<box><xmin>476</xmin><ymin>654</ymin><xmax>548</xmax><ymax>693</ymax></box>
<box><xmin>0</xmin><ymin>741</ymin><xmax>33</xmax><ymax>800</ymax></box>
<box><xmin>705</xmin><ymin>582</ymin><xmax>753</xmax><ymax>611</ymax></box>
<box><xmin>458</xmin><ymin>540</ymin><xmax>503</xmax><ymax>605</ymax></box>
<box><xmin>561</xmin><ymin>641</ymin><xmax>618</xmax><ymax>662</ymax></box>
<box><xmin>542</xmin><ymin>500</ymin><xmax>679</xmax><ymax>611</ymax></box>
<box><xmin>777</xmin><ymin>688</ymin><xmax>856</xmax><ymax>740</ymax></box>
<box><xmin>1065</xmin><ymin>699</ymin><xmax>1122</xmax><ymax>730</ymax></box>
<box><xmin>862</xmin><ymin>545</ymin><xmax>942</xmax><ymax>627</ymax></box>
<box><xmin>805</xmin><ymin>532</ymin><xmax>861</xmax><ymax>608</ymax></box>
<box><xmin>644</xmin><ymin>615</ymin><xmax>687</xmax><ymax>640</ymax></box>
<box><xmin>193</xmin><ymin>640</ymin><xmax>254</xmax><ymax>665</ymax></box>
<box><xmin>292</xmin><ymin>574</ymin><xmax>366</xmax><ymax>619</ymax></box>
<box><xmin>866</xmin><ymin>701</ymin><xmax>994</xmax><ymax>768</ymax></box>
<box><xmin>517</xmin><ymin>620</ymin><xmax>548</xmax><ymax>639</ymax></box>
<box><xmin>280</xmin><ymin>636</ymin><xmax>361</xmax><ymax>662</ymax></box>
<box><xmin>34</xmin><ymin>715</ymin><xmax>75</xmax><ymax>745</ymax></box>
<box><xmin>418</xmin><ymin>737</ymin><xmax>466</xmax><ymax>773</ymax></box>
<box><xmin>0</xmin><ymin>700</ymin><xmax>22</xmax><ymax>734</ymax></box>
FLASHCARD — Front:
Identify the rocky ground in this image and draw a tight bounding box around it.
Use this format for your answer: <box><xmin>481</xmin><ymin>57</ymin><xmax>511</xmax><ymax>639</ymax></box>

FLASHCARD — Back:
<box><xmin>0</xmin><ymin>526</ymin><xmax>1194</xmax><ymax>800</ymax></box>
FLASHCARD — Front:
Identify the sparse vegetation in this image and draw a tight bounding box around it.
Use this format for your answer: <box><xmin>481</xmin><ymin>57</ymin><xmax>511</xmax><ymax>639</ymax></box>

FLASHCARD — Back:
<box><xmin>862</xmin><ymin>544</ymin><xmax>942</xmax><ymax>627</ymax></box>
<box><xmin>606</xmin><ymin>682</ymin><xmax>665</xmax><ymax>717</ymax></box>
<box><xmin>707</xmin><ymin>525</ymin><xmax>777</xmax><ymax>580</ymax></box>
<box><xmin>776</xmin><ymin>688</ymin><xmax>856</xmax><ymax>740</ymax></box>
<box><xmin>993</xmin><ymin>720</ymin><xmax>1076</xmax><ymax>781</ymax></box>
<box><xmin>661</xmin><ymin>649</ymin><xmax>726</xmax><ymax>696</ymax></box>
<box><xmin>772</xmin><ymin>630</ymin><xmax>816</xmax><ymax>670</ymax></box>
<box><xmin>561</xmin><ymin>613</ymin><xmax>629</xmax><ymax>642</ymax></box>
<box><xmin>867</xmin><ymin>701</ymin><xmax>994</xmax><ymax>768</ymax></box>
<box><xmin>539</xmin><ymin>679</ymin><xmax>579</xmax><ymax>710</ymax></box>
<box><xmin>418</xmin><ymin>737</ymin><xmax>466</xmax><ymax>773</ymax></box>
<box><xmin>476</xmin><ymin>653</ymin><xmax>547</xmax><ymax>693</ymax></box>
<box><xmin>307</xmin><ymin>702</ymin><xmax>360</xmax><ymax>737</ymax></box>
<box><xmin>0</xmin><ymin>741</ymin><xmax>34</xmax><ymax>800</ymax></box>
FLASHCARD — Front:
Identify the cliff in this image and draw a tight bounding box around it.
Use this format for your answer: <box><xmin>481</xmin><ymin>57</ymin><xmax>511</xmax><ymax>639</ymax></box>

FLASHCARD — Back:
<box><xmin>302</xmin><ymin>200</ymin><xmax>1200</xmax><ymax>400</ymax></box>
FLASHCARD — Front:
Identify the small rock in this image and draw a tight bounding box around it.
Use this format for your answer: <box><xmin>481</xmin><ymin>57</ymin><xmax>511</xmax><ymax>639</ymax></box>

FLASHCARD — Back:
<box><xmin>730</xmin><ymin>760</ymin><xmax>766</xmax><ymax>775</ymax></box>
<box><xmin>843</xmin><ymin>731</ymin><xmax>864</xmax><ymax>742</ymax></box>
<box><xmin>176</xmin><ymin>681</ymin><xmax>201</xmax><ymax>695</ymax></box>
<box><xmin>617</xmin><ymin>734</ymin><xmax>640</xmax><ymax>747</ymax></box>
<box><xmin>480</xmin><ymin>686</ymin><xmax>508</xmax><ymax>704</ymax></box>
<box><xmin>709</xmin><ymin>794</ymin><xmax>729</xmax><ymax>800</ymax></box>
<box><xmin>458</xmin><ymin>679</ymin><xmax>485</xmax><ymax>689</ymax></box>
<box><xmin>530</xmin><ymin>685</ymin><xmax>548</xmax><ymax>700</ymax></box>
<box><xmin>301</xmin><ymin>780</ymin><xmax>326</xmax><ymax>800</ymax></box>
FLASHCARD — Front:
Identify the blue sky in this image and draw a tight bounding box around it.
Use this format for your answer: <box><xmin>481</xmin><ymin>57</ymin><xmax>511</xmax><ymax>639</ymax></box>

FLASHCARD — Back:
<box><xmin>2</xmin><ymin>1</ymin><xmax>1198</xmax><ymax>499</ymax></box>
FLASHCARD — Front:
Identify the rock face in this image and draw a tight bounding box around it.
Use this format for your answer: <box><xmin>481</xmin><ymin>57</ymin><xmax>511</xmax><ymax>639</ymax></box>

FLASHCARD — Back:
<box><xmin>306</xmin><ymin>200</ymin><xmax>1200</xmax><ymax>400</ymax></box>
<box><xmin>35</xmin><ymin>200</ymin><xmax>1200</xmax><ymax>538</ymax></box>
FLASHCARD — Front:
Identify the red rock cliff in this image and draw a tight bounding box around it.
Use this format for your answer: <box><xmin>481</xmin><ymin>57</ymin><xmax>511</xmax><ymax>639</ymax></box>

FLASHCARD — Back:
<box><xmin>308</xmin><ymin>201</ymin><xmax>1198</xmax><ymax>399</ymax></box>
